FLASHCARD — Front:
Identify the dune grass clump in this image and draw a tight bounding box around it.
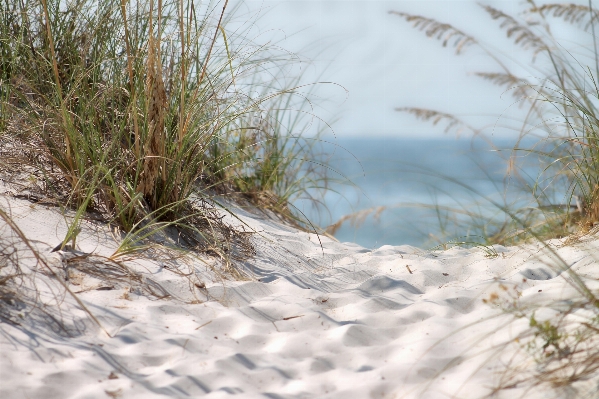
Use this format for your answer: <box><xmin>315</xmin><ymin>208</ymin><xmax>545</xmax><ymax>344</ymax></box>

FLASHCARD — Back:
<box><xmin>0</xmin><ymin>0</ymin><xmax>331</xmax><ymax>263</ymax></box>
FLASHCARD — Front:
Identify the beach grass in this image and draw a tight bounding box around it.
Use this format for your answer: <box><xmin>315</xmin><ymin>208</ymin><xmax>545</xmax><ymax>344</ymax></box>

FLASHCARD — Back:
<box><xmin>392</xmin><ymin>2</ymin><xmax>599</xmax><ymax>243</ymax></box>
<box><xmin>0</xmin><ymin>0</ymin><xmax>333</xmax><ymax>266</ymax></box>
<box><xmin>328</xmin><ymin>2</ymin><xmax>599</xmax><ymax>248</ymax></box>
<box><xmin>384</xmin><ymin>1</ymin><xmax>599</xmax><ymax>395</ymax></box>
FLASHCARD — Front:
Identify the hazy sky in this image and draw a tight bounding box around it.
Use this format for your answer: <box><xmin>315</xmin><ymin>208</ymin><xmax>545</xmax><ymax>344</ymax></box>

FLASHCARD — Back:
<box><xmin>229</xmin><ymin>0</ymin><xmax>592</xmax><ymax>138</ymax></box>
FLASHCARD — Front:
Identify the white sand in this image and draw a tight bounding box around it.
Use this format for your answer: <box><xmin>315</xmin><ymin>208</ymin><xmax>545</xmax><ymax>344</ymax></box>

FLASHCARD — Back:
<box><xmin>1</xmin><ymin>193</ymin><xmax>598</xmax><ymax>398</ymax></box>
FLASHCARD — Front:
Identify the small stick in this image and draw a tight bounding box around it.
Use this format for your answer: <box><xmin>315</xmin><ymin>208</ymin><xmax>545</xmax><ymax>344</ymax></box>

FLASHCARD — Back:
<box><xmin>282</xmin><ymin>315</ymin><xmax>304</xmax><ymax>321</ymax></box>
<box><xmin>406</xmin><ymin>265</ymin><xmax>413</xmax><ymax>274</ymax></box>
<box><xmin>195</xmin><ymin>320</ymin><xmax>212</xmax><ymax>330</ymax></box>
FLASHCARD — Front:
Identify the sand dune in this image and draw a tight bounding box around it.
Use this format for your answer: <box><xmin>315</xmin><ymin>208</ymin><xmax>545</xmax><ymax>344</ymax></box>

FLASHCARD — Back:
<box><xmin>1</xmin><ymin>194</ymin><xmax>598</xmax><ymax>398</ymax></box>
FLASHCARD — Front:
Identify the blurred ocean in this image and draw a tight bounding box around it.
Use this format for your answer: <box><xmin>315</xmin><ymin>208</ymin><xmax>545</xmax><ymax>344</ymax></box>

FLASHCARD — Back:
<box><xmin>293</xmin><ymin>136</ymin><xmax>536</xmax><ymax>249</ymax></box>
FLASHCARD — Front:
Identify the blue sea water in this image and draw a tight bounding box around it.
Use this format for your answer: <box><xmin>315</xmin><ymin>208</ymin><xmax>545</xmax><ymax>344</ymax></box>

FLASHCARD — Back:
<box><xmin>293</xmin><ymin>136</ymin><xmax>538</xmax><ymax>249</ymax></box>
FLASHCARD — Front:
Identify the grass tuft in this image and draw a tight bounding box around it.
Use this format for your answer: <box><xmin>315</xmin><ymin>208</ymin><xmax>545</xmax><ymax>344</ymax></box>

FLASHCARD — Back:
<box><xmin>0</xmin><ymin>0</ymin><xmax>334</xmax><ymax>270</ymax></box>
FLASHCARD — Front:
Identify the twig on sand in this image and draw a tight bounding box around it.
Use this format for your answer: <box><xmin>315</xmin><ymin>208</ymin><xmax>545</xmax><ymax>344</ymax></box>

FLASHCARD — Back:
<box><xmin>282</xmin><ymin>315</ymin><xmax>304</xmax><ymax>321</ymax></box>
<box><xmin>195</xmin><ymin>320</ymin><xmax>212</xmax><ymax>330</ymax></box>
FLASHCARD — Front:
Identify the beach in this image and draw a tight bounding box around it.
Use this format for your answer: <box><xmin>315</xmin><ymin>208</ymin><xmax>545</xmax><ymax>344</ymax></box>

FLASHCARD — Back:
<box><xmin>4</xmin><ymin>0</ymin><xmax>599</xmax><ymax>397</ymax></box>
<box><xmin>2</xmin><ymin>192</ymin><xmax>598</xmax><ymax>399</ymax></box>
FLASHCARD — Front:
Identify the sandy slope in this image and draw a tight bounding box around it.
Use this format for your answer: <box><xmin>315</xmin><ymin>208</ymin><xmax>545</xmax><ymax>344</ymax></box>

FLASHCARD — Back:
<box><xmin>1</xmin><ymin>193</ymin><xmax>598</xmax><ymax>399</ymax></box>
